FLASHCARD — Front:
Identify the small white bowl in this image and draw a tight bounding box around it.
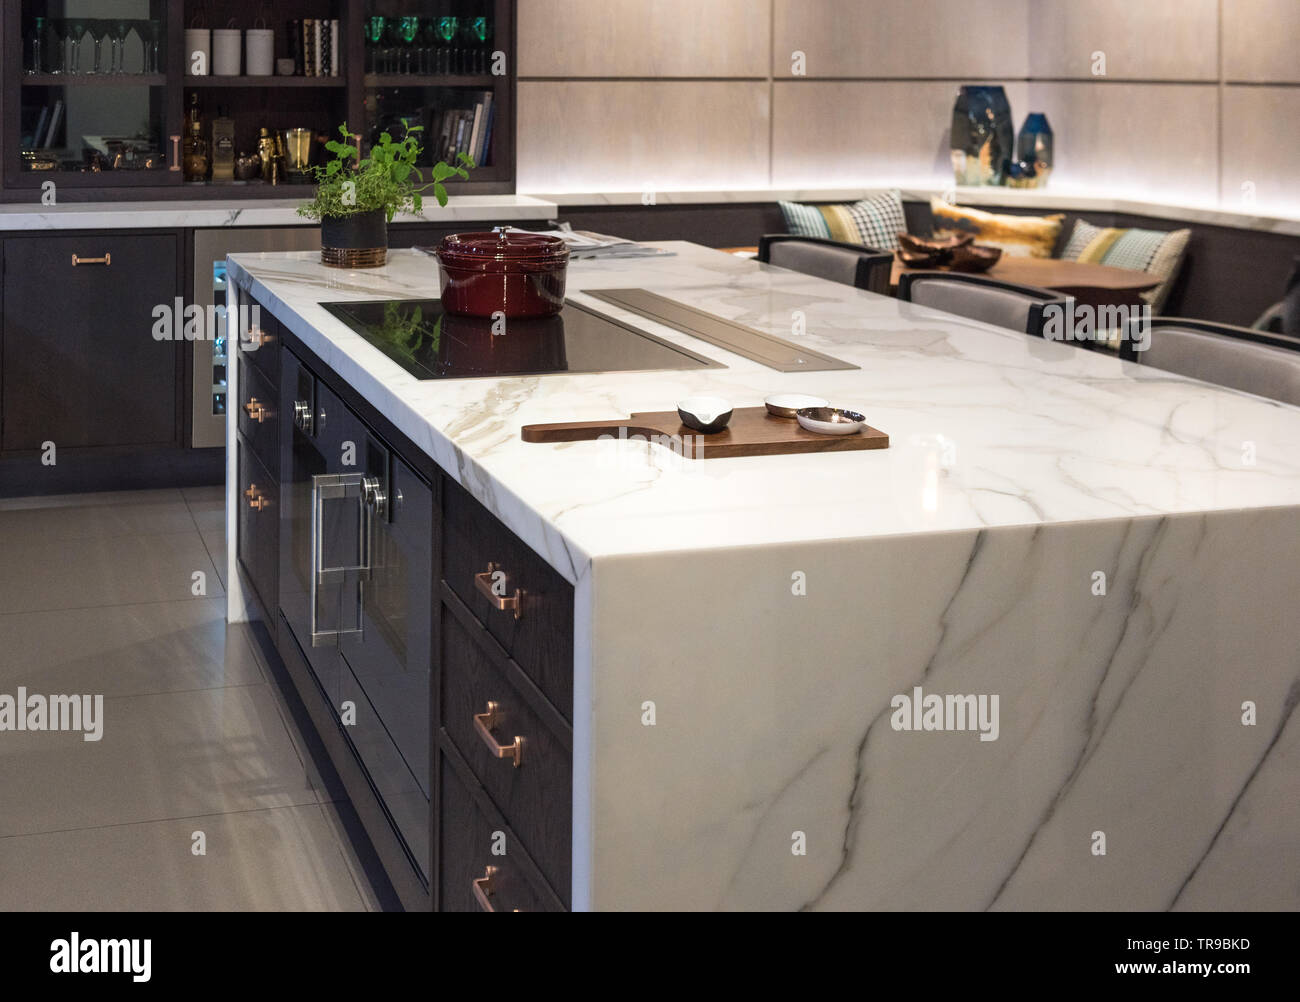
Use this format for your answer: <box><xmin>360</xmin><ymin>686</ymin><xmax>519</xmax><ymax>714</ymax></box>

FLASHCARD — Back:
<box><xmin>764</xmin><ymin>393</ymin><xmax>830</xmax><ymax>418</ymax></box>
<box><xmin>676</xmin><ymin>395</ymin><xmax>733</xmax><ymax>434</ymax></box>
<box><xmin>796</xmin><ymin>406</ymin><xmax>866</xmax><ymax>436</ymax></box>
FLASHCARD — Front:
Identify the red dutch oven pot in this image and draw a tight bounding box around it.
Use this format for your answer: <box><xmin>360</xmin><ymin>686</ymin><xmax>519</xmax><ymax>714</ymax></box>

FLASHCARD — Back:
<box><xmin>436</xmin><ymin>228</ymin><xmax>570</xmax><ymax>318</ymax></box>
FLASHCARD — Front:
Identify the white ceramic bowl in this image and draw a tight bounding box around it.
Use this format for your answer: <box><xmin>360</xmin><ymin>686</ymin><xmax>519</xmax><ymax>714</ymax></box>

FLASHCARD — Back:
<box><xmin>676</xmin><ymin>395</ymin><xmax>733</xmax><ymax>434</ymax></box>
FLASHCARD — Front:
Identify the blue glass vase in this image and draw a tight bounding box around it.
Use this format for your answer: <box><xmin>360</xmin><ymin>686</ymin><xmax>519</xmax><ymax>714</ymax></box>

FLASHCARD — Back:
<box><xmin>950</xmin><ymin>85</ymin><xmax>1014</xmax><ymax>186</ymax></box>
<box><xmin>1016</xmin><ymin>112</ymin><xmax>1054</xmax><ymax>187</ymax></box>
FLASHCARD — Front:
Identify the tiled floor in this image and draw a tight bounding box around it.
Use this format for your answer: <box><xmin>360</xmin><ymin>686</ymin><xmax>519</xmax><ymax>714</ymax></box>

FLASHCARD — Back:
<box><xmin>0</xmin><ymin>485</ymin><xmax>384</xmax><ymax>911</ymax></box>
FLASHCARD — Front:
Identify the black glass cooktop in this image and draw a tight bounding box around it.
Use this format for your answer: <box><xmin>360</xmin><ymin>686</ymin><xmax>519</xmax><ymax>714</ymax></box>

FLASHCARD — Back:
<box><xmin>321</xmin><ymin>298</ymin><xmax>720</xmax><ymax>380</ymax></box>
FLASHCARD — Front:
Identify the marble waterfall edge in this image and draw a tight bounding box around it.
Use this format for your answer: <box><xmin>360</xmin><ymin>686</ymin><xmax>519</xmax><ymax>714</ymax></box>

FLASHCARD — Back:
<box><xmin>587</xmin><ymin>508</ymin><xmax>1300</xmax><ymax>910</ymax></box>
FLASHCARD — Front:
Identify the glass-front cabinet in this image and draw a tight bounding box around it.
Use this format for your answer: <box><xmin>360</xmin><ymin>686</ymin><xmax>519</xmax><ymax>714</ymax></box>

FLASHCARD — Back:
<box><xmin>0</xmin><ymin>0</ymin><xmax>515</xmax><ymax>198</ymax></box>
<box><xmin>10</xmin><ymin>0</ymin><xmax>172</xmax><ymax>186</ymax></box>
<box><xmin>361</xmin><ymin>0</ymin><xmax>509</xmax><ymax>183</ymax></box>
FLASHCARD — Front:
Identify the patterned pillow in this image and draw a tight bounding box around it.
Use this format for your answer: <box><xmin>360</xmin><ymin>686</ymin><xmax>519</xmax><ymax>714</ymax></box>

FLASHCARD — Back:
<box><xmin>1060</xmin><ymin>219</ymin><xmax>1190</xmax><ymax>313</ymax></box>
<box><xmin>779</xmin><ymin>190</ymin><xmax>907</xmax><ymax>251</ymax></box>
<box><xmin>929</xmin><ymin>197</ymin><xmax>1064</xmax><ymax>259</ymax></box>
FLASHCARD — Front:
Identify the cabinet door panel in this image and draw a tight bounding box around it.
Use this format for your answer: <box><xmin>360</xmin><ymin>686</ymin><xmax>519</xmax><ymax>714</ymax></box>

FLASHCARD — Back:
<box><xmin>2</xmin><ymin>234</ymin><xmax>179</xmax><ymax>451</ymax></box>
<box><xmin>439</xmin><ymin>748</ymin><xmax>565</xmax><ymax>913</ymax></box>
<box><xmin>441</xmin><ymin>597</ymin><xmax>571</xmax><ymax>903</ymax></box>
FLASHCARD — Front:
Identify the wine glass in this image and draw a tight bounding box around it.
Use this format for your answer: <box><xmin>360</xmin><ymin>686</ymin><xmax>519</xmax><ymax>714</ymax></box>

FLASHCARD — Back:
<box><xmin>417</xmin><ymin>17</ymin><xmax>439</xmax><ymax>75</ymax></box>
<box><xmin>398</xmin><ymin>16</ymin><xmax>419</xmax><ymax>74</ymax></box>
<box><xmin>87</xmin><ymin>19</ymin><xmax>111</xmax><ymax>74</ymax></box>
<box><xmin>109</xmin><ymin>19</ymin><xmax>133</xmax><ymax>74</ymax></box>
<box><xmin>436</xmin><ymin>16</ymin><xmax>458</xmax><ymax>75</ymax></box>
<box><xmin>364</xmin><ymin>15</ymin><xmax>385</xmax><ymax>74</ymax></box>
<box><xmin>135</xmin><ymin>20</ymin><xmax>161</xmax><ymax>74</ymax></box>
<box><xmin>65</xmin><ymin>18</ymin><xmax>89</xmax><ymax>74</ymax></box>
<box><xmin>467</xmin><ymin>16</ymin><xmax>491</xmax><ymax>75</ymax></box>
<box><xmin>28</xmin><ymin>16</ymin><xmax>48</xmax><ymax>74</ymax></box>
<box><xmin>48</xmin><ymin>19</ymin><xmax>69</xmax><ymax>74</ymax></box>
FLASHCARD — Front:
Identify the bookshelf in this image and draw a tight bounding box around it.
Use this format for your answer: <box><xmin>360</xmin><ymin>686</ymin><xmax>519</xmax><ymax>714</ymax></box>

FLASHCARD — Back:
<box><xmin>0</xmin><ymin>0</ymin><xmax>516</xmax><ymax>200</ymax></box>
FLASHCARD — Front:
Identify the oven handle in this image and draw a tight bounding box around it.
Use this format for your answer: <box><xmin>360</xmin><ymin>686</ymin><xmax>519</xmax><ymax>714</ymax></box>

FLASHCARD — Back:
<box><xmin>310</xmin><ymin>472</ymin><xmax>376</xmax><ymax>647</ymax></box>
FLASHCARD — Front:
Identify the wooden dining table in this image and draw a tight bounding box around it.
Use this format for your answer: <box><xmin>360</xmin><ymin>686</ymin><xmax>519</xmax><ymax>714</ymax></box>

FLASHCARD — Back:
<box><xmin>890</xmin><ymin>254</ymin><xmax>1161</xmax><ymax>308</ymax></box>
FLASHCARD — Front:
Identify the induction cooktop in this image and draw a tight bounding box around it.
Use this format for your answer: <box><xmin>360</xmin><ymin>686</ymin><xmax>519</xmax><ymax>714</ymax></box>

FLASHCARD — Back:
<box><xmin>321</xmin><ymin>298</ymin><xmax>721</xmax><ymax>380</ymax></box>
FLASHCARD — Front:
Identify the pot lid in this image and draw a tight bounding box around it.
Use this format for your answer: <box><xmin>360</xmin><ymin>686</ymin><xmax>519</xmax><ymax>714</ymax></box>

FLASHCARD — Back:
<box><xmin>437</xmin><ymin>228</ymin><xmax>569</xmax><ymax>263</ymax></box>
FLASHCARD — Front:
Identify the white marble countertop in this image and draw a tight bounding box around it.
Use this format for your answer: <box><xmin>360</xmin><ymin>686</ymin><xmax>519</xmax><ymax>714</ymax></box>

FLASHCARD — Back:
<box><xmin>226</xmin><ymin>243</ymin><xmax>1300</xmax><ymax>585</ymax></box>
<box><xmin>0</xmin><ymin>194</ymin><xmax>558</xmax><ymax>231</ymax></box>
<box><xmin>528</xmin><ymin>184</ymin><xmax>1300</xmax><ymax>236</ymax></box>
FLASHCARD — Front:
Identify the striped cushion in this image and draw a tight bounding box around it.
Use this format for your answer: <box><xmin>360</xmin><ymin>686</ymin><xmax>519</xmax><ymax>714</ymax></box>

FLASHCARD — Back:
<box><xmin>1060</xmin><ymin>219</ymin><xmax>1190</xmax><ymax>313</ymax></box>
<box><xmin>779</xmin><ymin>190</ymin><xmax>907</xmax><ymax>251</ymax></box>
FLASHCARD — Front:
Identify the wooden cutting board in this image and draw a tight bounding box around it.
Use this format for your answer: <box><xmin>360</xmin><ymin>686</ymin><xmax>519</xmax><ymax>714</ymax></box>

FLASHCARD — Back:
<box><xmin>521</xmin><ymin>406</ymin><xmax>889</xmax><ymax>459</ymax></box>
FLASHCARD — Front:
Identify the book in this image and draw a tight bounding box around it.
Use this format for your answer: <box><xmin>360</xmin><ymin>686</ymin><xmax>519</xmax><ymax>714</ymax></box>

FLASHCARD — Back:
<box><xmin>288</xmin><ymin>20</ymin><xmax>303</xmax><ymax>75</ymax></box>
<box><xmin>475</xmin><ymin>93</ymin><xmax>494</xmax><ymax>165</ymax></box>
<box><xmin>44</xmin><ymin>99</ymin><xmax>64</xmax><ymax>149</ymax></box>
<box><xmin>331</xmin><ymin>20</ymin><xmax>340</xmax><ymax>76</ymax></box>
<box><xmin>319</xmin><ymin>19</ymin><xmax>331</xmax><ymax>76</ymax></box>
<box><xmin>466</xmin><ymin>101</ymin><xmax>484</xmax><ymax>168</ymax></box>
<box><xmin>32</xmin><ymin>104</ymin><xmax>50</xmax><ymax>149</ymax></box>
<box><xmin>314</xmin><ymin>20</ymin><xmax>324</xmax><ymax>76</ymax></box>
<box><xmin>303</xmin><ymin>19</ymin><xmax>315</xmax><ymax>77</ymax></box>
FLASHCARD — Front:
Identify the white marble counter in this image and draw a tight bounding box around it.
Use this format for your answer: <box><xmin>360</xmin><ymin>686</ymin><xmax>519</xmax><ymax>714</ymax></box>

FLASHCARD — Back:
<box><xmin>529</xmin><ymin>184</ymin><xmax>1300</xmax><ymax>236</ymax></box>
<box><xmin>0</xmin><ymin>194</ymin><xmax>557</xmax><ymax>231</ymax></box>
<box><xmin>226</xmin><ymin>244</ymin><xmax>1300</xmax><ymax>911</ymax></box>
<box><xmin>226</xmin><ymin>244</ymin><xmax>1300</xmax><ymax>586</ymax></box>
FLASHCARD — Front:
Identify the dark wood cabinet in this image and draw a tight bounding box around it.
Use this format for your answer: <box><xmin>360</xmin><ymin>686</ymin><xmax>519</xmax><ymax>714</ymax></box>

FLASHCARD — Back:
<box><xmin>441</xmin><ymin>589</ymin><xmax>572</xmax><ymax>902</ymax></box>
<box><xmin>0</xmin><ymin>1</ymin><xmax>517</xmax><ymax>201</ymax></box>
<box><xmin>236</xmin><ymin>435</ymin><xmax>278</xmax><ymax>613</ymax></box>
<box><xmin>442</xmin><ymin>476</ymin><xmax>575</xmax><ymax>720</ymax></box>
<box><xmin>237</xmin><ymin>355</ymin><xmax>279</xmax><ymax>475</ymax></box>
<box><xmin>260</xmin><ymin>331</ymin><xmax>573</xmax><ymax>911</ymax></box>
<box><xmin>1</xmin><ymin>232</ymin><xmax>181</xmax><ymax>452</ymax></box>
<box><xmin>439</xmin><ymin>746</ymin><xmax>566</xmax><ymax>912</ymax></box>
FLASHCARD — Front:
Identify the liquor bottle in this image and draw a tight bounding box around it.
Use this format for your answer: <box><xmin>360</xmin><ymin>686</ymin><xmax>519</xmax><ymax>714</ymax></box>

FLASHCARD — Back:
<box><xmin>182</xmin><ymin>93</ymin><xmax>209</xmax><ymax>181</ymax></box>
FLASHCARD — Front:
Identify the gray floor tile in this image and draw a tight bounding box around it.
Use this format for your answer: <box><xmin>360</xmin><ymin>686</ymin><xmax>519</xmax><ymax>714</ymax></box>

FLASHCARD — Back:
<box><xmin>0</xmin><ymin>598</ymin><xmax>264</xmax><ymax>695</ymax></box>
<box><xmin>0</xmin><ymin>530</ymin><xmax>222</xmax><ymax>615</ymax></box>
<box><xmin>0</xmin><ymin>683</ymin><xmax>319</xmax><ymax>837</ymax></box>
<box><xmin>0</xmin><ymin>488</ymin><xmax>184</xmax><ymax>512</ymax></box>
<box><xmin>182</xmin><ymin>484</ymin><xmax>226</xmax><ymax>506</ymax></box>
<box><xmin>0</xmin><ymin>805</ymin><xmax>369</xmax><ymax>911</ymax></box>
<box><xmin>0</xmin><ymin>499</ymin><xmax>198</xmax><ymax>542</ymax></box>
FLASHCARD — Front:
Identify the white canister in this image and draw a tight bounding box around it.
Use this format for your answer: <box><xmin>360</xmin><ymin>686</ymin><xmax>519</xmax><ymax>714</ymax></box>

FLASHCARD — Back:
<box><xmin>246</xmin><ymin>27</ymin><xmax>274</xmax><ymax>76</ymax></box>
<box><xmin>184</xmin><ymin>28</ymin><xmax>210</xmax><ymax>76</ymax></box>
<box><xmin>212</xmin><ymin>28</ymin><xmax>241</xmax><ymax>76</ymax></box>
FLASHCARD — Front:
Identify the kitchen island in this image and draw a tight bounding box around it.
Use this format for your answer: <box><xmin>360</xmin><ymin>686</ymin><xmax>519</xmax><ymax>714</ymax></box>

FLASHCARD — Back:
<box><xmin>226</xmin><ymin>243</ymin><xmax>1300</xmax><ymax>911</ymax></box>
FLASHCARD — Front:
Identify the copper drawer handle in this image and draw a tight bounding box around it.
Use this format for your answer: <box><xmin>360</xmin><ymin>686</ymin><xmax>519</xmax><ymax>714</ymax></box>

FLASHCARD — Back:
<box><xmin>474</xmin><ymin>562</ymin><xmax>525</xmax><ymax>619</ymax></box>
<box><xmin>243</xmin><ymin>397</ymin><xmax>269</xmax><ymax>422</ymax></box>
<box><xmin>472</xmin><ymin>866</ymin><xmax>521</xmax><ymax>912</ymax></box>
<box><xmin>244</xmin><ymin>484</ymin><xmax>267</xmax><ymax>511</ymax></box>
<box><xmin>473</xmin><ymin>701</ymin><xmax>524</xmax><ymax>767</ymax></box>
<box><xmin>71</xmin><ymin>253</ymin><xmax>111</xmax><ymax>266</ymax></box>
<box><xmin>244</xmin><ymin>327</ymin><xmax>272</xmax><ymax>350</ymax></box>
<box><xmin>473</xmin><ymin>866</ymin><xmax>499</xmax><ymax>911</ymax></box>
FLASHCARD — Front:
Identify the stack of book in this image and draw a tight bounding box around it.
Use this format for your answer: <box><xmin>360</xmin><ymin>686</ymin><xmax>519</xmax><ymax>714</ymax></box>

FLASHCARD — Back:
<box><xmin>287</xmin><ymin>19</ymin><xmax>341</xmax><ymax>76</ymax></box>
<box><xmin>428</xmin><ymin>91</ymin><xmax>494</xmax><ymax>167</ymax></box>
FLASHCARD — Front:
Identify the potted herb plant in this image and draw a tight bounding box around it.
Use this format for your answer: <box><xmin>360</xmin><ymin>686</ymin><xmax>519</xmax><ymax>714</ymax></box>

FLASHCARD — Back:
<box><xmin>297</xmin><ymin>122</ymin><xmax>473</xmax><ymax>268</ymax></box>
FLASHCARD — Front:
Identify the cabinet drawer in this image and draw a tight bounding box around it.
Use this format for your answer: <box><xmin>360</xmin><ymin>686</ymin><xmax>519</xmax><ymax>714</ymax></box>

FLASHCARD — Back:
<box><xmin>237</xmin><ymin>356</ymin><xmax>279</xmax><ymax>481</ymax></box>
<box><xmin>442</xmin><ymin>477</ymin><xmax>574</xmax><ymax>720</ymax></box>
<box><xmin>236</xmin><ymin>436</ymin><xmax>278</xmax><ymax>614</ymax></box>
<box><xmin>439</xmin><ymin>748</ymin><xmax>565</xmax><ymax>912</ymax></box>
<box><xmin>441</xmin><ymin>594</ymin><xmax>571</xmax><ymax>901</ymax></box>
<box><xmin>237</xmin><ymin>290</ymin><xmax>280</xmax><ymax>385</ymax></box>
<box><xmin>339</xmin><ymin>663</ymin><xmax>431</xmax><ymax>884</ymax></box>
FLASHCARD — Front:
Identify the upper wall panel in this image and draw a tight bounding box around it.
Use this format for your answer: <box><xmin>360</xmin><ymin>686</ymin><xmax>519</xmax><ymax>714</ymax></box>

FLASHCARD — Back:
<box><xmin>518</xmin><ymin>0</ymin><xmax>772</xmax><ymax>77</ymax></box>
<box><xmin>1223</xmin><ymin>0</ymin><xmax>1300</xmax><ymax>82</ymax></box>
<box><xmin>773</xmin><ymin>0</ymin><xmax>1029</xmax><ymax>78</ymax></box>
<box><xmin>1028</xmin><ymin>0</ymin><xmax>1219</xmax><ymax>80</ymax></box>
